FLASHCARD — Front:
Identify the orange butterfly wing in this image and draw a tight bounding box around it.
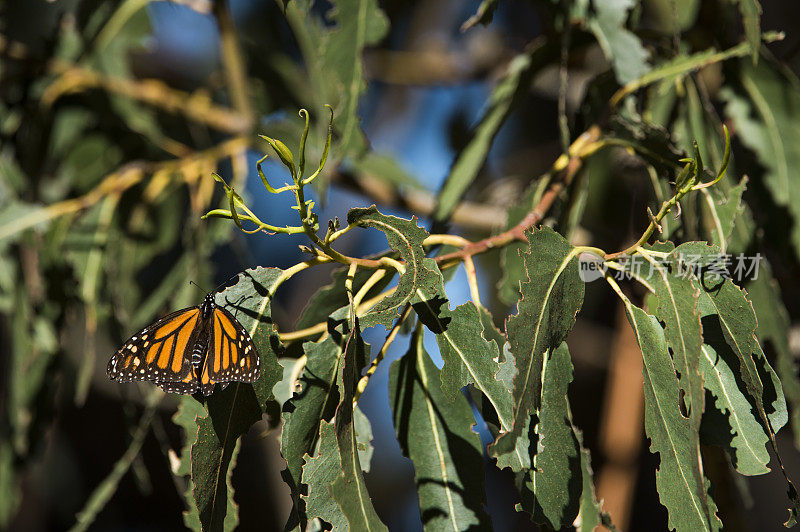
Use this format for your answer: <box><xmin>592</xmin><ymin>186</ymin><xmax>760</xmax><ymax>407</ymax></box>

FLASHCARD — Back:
<box><xmin>107</xmin><ymin>307</ymin><xmax>201</xmax><ymax>388</ymax></box>
<box><xmin>198</xmin><ymin>307</ymin><xmax>260</xmax><ymax>395</ymax></box>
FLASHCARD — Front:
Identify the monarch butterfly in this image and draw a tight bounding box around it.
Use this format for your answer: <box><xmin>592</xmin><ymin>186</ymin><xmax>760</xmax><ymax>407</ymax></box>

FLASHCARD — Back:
<box><xmin>107</xmin><ymin>292</ymin><xmax>260</xmax><ymax>395</ymax></box>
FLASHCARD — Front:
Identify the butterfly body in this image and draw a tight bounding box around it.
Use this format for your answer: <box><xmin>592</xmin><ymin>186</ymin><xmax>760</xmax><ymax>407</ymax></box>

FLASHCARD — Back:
<box><xmin>108</xmin><ymin>293</ymin><xmax>260</xmax><ymax>395</ymax></box>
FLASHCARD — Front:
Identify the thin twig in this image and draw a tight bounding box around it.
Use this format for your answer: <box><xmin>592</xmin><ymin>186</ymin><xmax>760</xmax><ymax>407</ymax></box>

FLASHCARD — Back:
<box><xmin>435</xmin><ymin>125</ymin><xmax>601</xmax><ymax>267</ymax></box>
<box><xmin>353</xmin><ymin>304</ymin><xmax>414</xmax><ymax>403</ymax></box>
<box><xmin>463</xmin><ymin>255</ymin><xmax>481</xmax><ymax>306</ymax></box>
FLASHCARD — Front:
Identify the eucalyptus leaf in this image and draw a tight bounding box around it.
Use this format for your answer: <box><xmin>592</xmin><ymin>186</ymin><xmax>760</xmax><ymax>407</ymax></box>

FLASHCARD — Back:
<box><xmin>515</xmin><ymin>342</ymin><xmax>582</xmax><ymax>529</ymax></box>
<box><xmin>491</xmin><ymin>227</ymin><xmax>584</xmax><ymax>457</ymax></box>
<box><xmin>433</xmin><ymin>49</ymin><xmax>539</xmax><ymax>225</ymax></box>
<box><xmin>189</xmin><ymin>267</ymin><xmax>285</xmax><ymax>531</ymax></box>
<box><xmin>389</xmin><ymin>329</ymin><xmax>490</xmax><ymax>530</ymax></box>
<box><xmin>587</xmin><ymin>0</ymin><xmax>650</xmax><ymax>84</ymax></box>
<box><xmin>347</xmin><ymin>206</ymin><xmax>432</xmax><ymax>327</ymax></box>
<box><xmin>624</xmin><ymin>301</ymin><xmax>722</xmax><ymax>531</ymax></box>
<box><xmin>723</xmin><ymin>61</ymin><xmax>800</xmax><ymax>259</ymax></box>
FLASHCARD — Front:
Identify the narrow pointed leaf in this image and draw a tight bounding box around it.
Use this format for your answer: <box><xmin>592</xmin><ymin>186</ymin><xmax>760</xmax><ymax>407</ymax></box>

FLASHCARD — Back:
<box><xmin>624</xmin><ymin>301</ymin><xmax>722</xmax><ymax>531</ymax></box>
<box><xmin>673</xmin><ymin>242</ymin><xmax>787</xmax><ymax>433</ymax></box>
<box><xmin>723</xmin><ymin>60</ymin><xmax>800</xmax><ymax>259</ymax></box>
<box><xmin>322</xmin><ymin>0</ymin><xmax>389</xmax><ymax>157</ymax></box>
<box><xmin>672</xmin><ymin>242</ymin><xmax>799</xmax><ymax>520</ymax></box>
<box><xmin>192</xmin><ymin>395</ymin><xmax>255</xmax><ymax>532</ymax></box>
<box><xmin>353</xmin><ymin>406</ymin><xmax>373</xmax><ymax>473</ymax></box>
<box><xmin>638</xmin><ymin>244</ymin><xmax>705</xmax><ymax>432</ymax></box>
<box><xmin>433</xmin><ymin>49</ymin><xmax>538</xmax><ymax>224</ymax></box>
<box><xmin>737</xmin><ymin>0</ymin><xmax>762</xmax><ymax>63</ymax></box>
<box><xmin>574</xmin><ymin>423</ymin><xmax>614</xmax><ymax>532</ymax></box>
<box><xmin>699</xmin><ymin>343</ymin><xmax>770</xmax><ymax>475</ymax></box>
<box><xmin>301</xmin><ymin>419</ymin><xmax>348</xmax><ymax>530</ymax></box>
<box><xmin>331</xmin><ymin>316</ymin><xmax>387</xmax><ymax>531</ymax></box>
<box><xmin>411</xmin><ymin>260</ymin><xmax>511</xmax><ymax>422</ymax></box>
<box><xmin>281</xmin><ymin>335</ymin><xmax>343</xmax><ymax>523</ymax></box>
<box><xmin>214</xmin><ymin>267</ymin><xmax>284</xmax><ymax>406</ymax></box>
<box><xmin>172</xmin><ymin>397</ymin><xmax>206</xmax><ymax>530</ymax></box>
<box><xmin>515</xmin><ymin>342</ymin><xmax>582</xmax><ymax>529</ymax></box>
<box><xmin>389</xmin><ymin>329</ymin><xmax>491</xmax><ymax>531</ymax></box>
<box><xmin>492</xmin><ymin>227</ymin><xmax>584</xmax><ymax>456</ymax></box>
<box><xmin>703</xmin><ymin>177</ymin><xmax>747</xmax><ymax>252</ymax></box>
<box><xmin>746</xmin><ymin>270</ymin><xmax>800</xmax><ymax>449</ymax></box>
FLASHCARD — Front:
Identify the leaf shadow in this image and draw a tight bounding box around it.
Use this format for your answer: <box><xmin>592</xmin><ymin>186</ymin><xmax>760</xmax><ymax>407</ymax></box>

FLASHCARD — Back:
<box><xmin>412</xmin><ymin>295</ymin><xmax>451</xmax><ymax>333</ymax></box>
<box><xmin>392</xmin><ymin>345</ymin><xmax>487</xmax><ymax>528</ymax></box>
<box><xmin>700</xmin><ymin>314</ymin><xmax>767</xmax><ymax>469</ymax></box>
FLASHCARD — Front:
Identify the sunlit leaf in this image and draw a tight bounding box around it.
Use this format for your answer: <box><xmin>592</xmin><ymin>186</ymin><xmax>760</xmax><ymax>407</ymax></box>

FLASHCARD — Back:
<box><xmin>281</xmin><ymin>335</ymin><xmax>343</xmax><ymax>524</ymax></box>
<box><xmin>515</xmin><ymin>342</ymin><xmax>582</xmax><ymax>529</ymax></box>
<box><xmin>325</xmin><ymin>0</ymin><xmax>388</xmax><ymax>156</ymax></box>
<box><xmin>190</xmin><ymin>267</ymin><xmax>285</xmax><ymax>531</ymax></box>
<box><xmin>624</xmin><ymin>301</ymin><xmax>723</xmax><ymax>531</ymax></box>
<box><xmin>389</xmin><ymin>328</ymin><xmax>491</xmax><ymax>530</ymax></box>
<box><xmin>347</xmin><ymin>206</ymin><xmax>432</xmax><ymax>327</ymax></box>
<box><xmin>491</xmin><ymin>227</ymin><xmax>584</xmax><ymax>456</ymax></box>
<box><xmin>637</xmin><ymin>244</ymin><xmax>705</xmax><ymax>432</ymax></box>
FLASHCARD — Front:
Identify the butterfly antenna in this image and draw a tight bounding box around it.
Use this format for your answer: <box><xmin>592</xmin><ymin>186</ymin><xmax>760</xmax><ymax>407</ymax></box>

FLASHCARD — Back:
<box><xmin>189</xmin><ymin>280</ymin><xmax>211</xmax><ymax>293</ymax></box>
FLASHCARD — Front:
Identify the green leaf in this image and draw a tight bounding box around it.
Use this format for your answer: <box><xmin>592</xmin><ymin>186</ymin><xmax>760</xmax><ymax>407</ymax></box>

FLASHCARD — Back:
<box><xmin>587</xmin><ymin>0</ymin><xmax>650</xmax><ymax>84</ymax></box>
<box><xmin>498</xmin><ymin>179</ymin><xmax>548</xmax><ymax>305</ymax></box>
<box><xmin>723</xmin><ymin>60</ymin><xmax>800</xmax><ymax>259</ymax></box>
<box><xmin>433</xmin><ymin>50</ymin><xmax>539</xmax><ymax>224</ymax></box>
<box><xmin>491</xmin><ymin>227</ymin><xmax>584</xmax><ymax>456</ymax></box>
<box><xmin>624</xmin><ymin>301</ymin><xmax>722</xmax><ymax>531</ymax></box>
<box><xmin>214</xmin><ymin>267</ymin><xmax>285</xmax><ymax>407</ymax></box>
<box><xmin>699</xmin><ymin>343</ymin><xmax>770</xmax><ymax>475</ymax></box>
<box><xmin>574</xmin><ymin>424</ymin><xmax>614</xmax><ymax>532</ymax></box>
<box><xmin>322</xmin><ymin>0</ymin><xmax>389</xmax><ymax>157</ymax></box>
<box><xmin>0</xmin><ymin>201</ymin><xmax>51</xmax><ymax>244</ymax></box>
<box><xmin>259</xmin><ymin>136</ymin><xmax>296</xmax><ymax>178</ymax></box>
<box><xmin>514</xmin><ymin>342</ymin><xmax>582</xmax><ymax>529</ymax></box>
<box><xmin>737</xmin><ymin>0</ymin><xmax>762</xmax><ymax>63</ymax></box>
<box><xmin>301</xmin><ymin>419</ymin><xmax>349</xmax><ymax>530</ymax></box>
<box><xmin>411</xmin><ymin>259</ymin><xmax>511</xmax><ymax>420</ymax></box>
<box><xmin>172</xmin><ymin>397</ymin><xmax>206</xmax><ymax>530</ymax></box>
<box><xmin>638</xmin><ymin>245</ymin><xmax>705</xmax><ymax>431</ymax></box>
<box><xmin>347</xmin><ymin>206</ymin><xmax>432</xmax><ymax>326</ymax></box>
<box><xmin>615</xmin><ymin>39</ymin><xmax>768</xmax><ymax>106</ymax></box>
<box><xmin>673</xmin><ymin>242</ymin><xmax>786</xmax><ymax>434</ymax></box>
<box><xmin>192</xmin><ymin>390</ymin><xmax>257</xmax><ymax>532</ymax></box>
<box><xmin>389</xmin><ymin>328</ymin><xmax>491</xmax><ymax>531</ymax></box>
<box><xmin>702</xmin><ymin>177</ymin><xmax>747</xmax><ymax>253</ymax></box>
<box><xmin>353</xmin><ymin>406</ymin><xmax>373</xmax><ymax>473</ymax></box>
<box><xmin>331</xmin><ymin>315</ymin><xmax>387</xmax><ymax>531</ymax></box>
<box><xmin>281</xmin><ymin>335</ymin><xmax>343</xmax><ymax>523</ymax></box>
